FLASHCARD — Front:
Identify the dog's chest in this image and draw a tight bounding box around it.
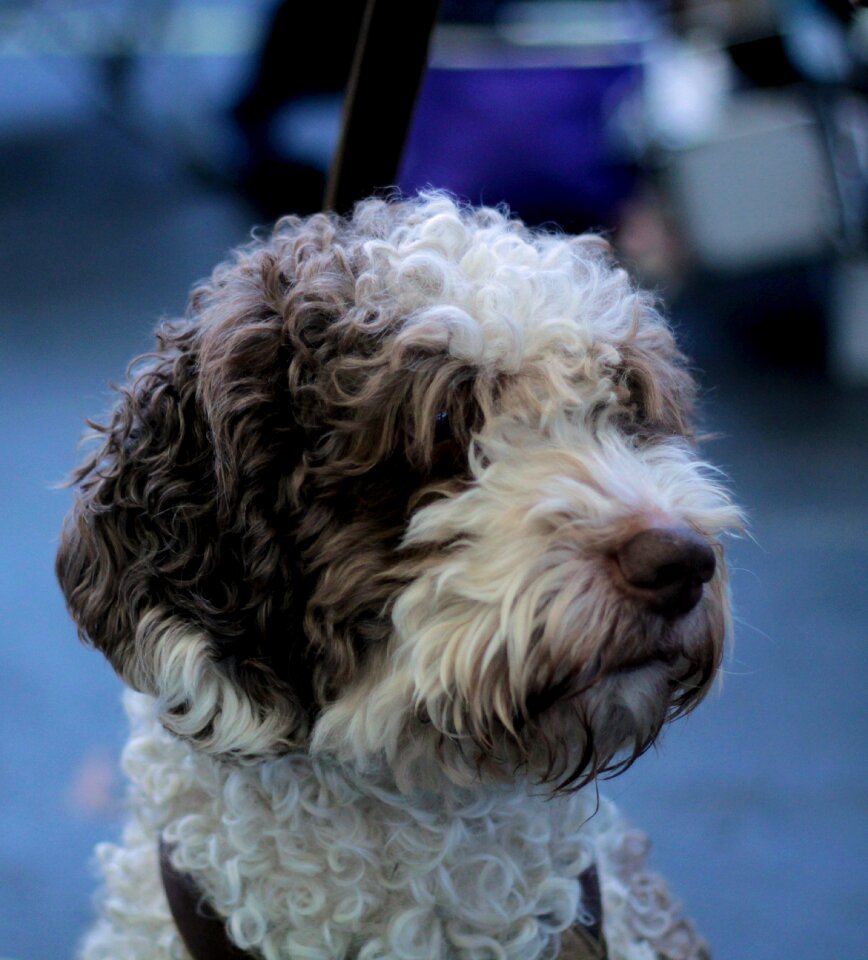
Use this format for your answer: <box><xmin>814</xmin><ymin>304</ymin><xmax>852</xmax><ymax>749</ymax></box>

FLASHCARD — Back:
<box><xmin>126</xmin><ymin>695</ymin><xmax>597</xmax><ymax>958</ymax></box>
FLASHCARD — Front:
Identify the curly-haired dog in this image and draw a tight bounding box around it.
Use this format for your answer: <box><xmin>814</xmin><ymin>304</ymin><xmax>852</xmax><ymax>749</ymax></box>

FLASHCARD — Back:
<box><xmin>58</xmin><ymin>194</ymin><xmax>740</xmax><ymax>960</ymax></box>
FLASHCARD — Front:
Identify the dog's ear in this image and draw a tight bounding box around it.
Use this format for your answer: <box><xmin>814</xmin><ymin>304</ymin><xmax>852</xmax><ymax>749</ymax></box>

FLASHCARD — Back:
<box><xmin>56</xmin><ymin>240</ymin><xmax>323</xmax><ymax>758</ymax></box>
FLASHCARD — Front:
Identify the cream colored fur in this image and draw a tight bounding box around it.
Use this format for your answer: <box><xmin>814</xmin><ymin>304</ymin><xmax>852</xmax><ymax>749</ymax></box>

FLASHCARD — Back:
<box><xmin>80</xmin><ymin>693</ymin><xmax>707</xmax><ymax>960</ymax></box>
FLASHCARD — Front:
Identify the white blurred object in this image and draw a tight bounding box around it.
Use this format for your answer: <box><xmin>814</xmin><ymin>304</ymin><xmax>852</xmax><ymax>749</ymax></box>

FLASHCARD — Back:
<box><xmin>668</xmin><ymin>92</ymin><xmax>838</xmax><ymax>270</ymax></box>
<box><xmin>644</xmin><ymin>36</ymin><xmax>734</xmax><ymax>150</ymax></box>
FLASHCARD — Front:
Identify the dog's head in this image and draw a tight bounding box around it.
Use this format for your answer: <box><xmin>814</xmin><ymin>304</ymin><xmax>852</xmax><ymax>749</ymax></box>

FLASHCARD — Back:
<box><xmin>57</xmin><ymin>195</ymin><xmax>740</xmax><ymax>788</ymax></box>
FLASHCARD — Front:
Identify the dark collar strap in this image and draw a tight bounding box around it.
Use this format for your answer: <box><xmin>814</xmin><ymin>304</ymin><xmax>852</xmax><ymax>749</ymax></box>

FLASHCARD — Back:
<box><xmin>159</xmin><ymin>838</ymin><xmax>248</xmax><ymax>960</ymax></box>
<box><xmin>161</xmin><ymin>837</ymin><xmax>608</xmax><ymax>959</ymax></box>
<box><xmin>570</xmin><ymin>863</ymin><xmax>609</xmax><ymax>959</ymax></box>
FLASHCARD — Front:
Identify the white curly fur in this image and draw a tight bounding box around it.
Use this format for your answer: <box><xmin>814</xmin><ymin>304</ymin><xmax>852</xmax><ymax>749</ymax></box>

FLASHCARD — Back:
<box><xmin>131</xmin><ymin>609</ymin><xmax>298</xmax><ymax>757</ymax></box>
<box><xmin>81</xmin><ymin>694</ymin><xmax>707</xmax><ymax>960</ymax></box>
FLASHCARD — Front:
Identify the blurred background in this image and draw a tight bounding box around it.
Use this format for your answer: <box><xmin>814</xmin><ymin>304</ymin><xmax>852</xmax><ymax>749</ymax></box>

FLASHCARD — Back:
<box><xmin>1</xmin><ymin>0</ymin><xmax>866</xmax><ymax>957</ymax></box>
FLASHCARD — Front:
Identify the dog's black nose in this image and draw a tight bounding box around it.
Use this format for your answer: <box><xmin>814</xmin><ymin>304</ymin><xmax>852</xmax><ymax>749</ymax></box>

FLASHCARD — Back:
<box><xmin>616</xmin><ymin>526</ymin><xmax>716</xmax><ymax>618</ymax></box>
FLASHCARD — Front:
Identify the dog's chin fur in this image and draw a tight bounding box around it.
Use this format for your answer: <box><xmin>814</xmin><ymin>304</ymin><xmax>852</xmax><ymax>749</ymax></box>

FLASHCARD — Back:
<box><xmin>59</xmin><ymin>193</ymin><xmax>737</xmax><ymax>959</ymax></box>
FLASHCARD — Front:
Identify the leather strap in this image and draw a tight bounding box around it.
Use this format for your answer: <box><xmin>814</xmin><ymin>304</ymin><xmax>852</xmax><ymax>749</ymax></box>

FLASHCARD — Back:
<box><xmin>160</xmin><ymin>837</ymin><xmax>608</xmax><ymax>960</ymax></box>
<box><xmin>324</xmin><ymin>0</ymin><xmax>442</xmax><ymax>212</ymax></box>
<box><xmin>567</xmin><ymin>864</ymin><xmax>609</xmax><ymax>959</ymax></box>
<box><xmin>159</xmin><ymin>838</ymin><xmax>247</xmax><ymax>960</ymax></box>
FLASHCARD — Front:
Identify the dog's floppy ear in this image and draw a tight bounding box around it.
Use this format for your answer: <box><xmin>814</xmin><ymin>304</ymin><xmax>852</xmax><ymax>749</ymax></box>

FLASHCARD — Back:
<box><xmin>56</xmin><ymin>239</ymin><xmax>320</xmax><ymax>758</ymax></box>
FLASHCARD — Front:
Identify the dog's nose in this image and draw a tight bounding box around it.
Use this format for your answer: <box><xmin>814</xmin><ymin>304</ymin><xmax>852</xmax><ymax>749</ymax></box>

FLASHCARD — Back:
<box><xmin>615</xmin><ymin>525</ymin><xmax>716</xmax><ymax>618</ymax></box>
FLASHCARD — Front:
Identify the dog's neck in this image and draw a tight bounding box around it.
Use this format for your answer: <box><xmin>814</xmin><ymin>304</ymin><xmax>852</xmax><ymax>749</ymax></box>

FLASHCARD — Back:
<box><xmin>123</xmin><ymin>691</ymin><xmax>603</xmax><ymax>958</ymax></box>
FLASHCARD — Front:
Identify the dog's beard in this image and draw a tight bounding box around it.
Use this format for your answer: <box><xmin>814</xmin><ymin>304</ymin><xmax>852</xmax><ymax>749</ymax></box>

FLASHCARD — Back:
<box><xmin>403</xmin><ymin>572</ymin><xmax>727</xmax><ymax>794</ymax></box>
<box><xmin>311</xmin><ymin>530</ymin><xmax>730</xmax><ymax>795</ymax></box>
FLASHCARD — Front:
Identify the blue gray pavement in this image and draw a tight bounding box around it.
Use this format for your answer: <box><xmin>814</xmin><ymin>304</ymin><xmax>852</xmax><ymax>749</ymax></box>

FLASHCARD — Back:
<box><xmin>1</xmin><ymin>111</ymin><xmax>866</xmax><ymax>960</ymax></box>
